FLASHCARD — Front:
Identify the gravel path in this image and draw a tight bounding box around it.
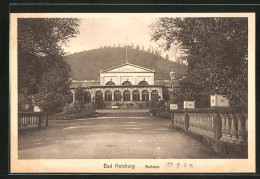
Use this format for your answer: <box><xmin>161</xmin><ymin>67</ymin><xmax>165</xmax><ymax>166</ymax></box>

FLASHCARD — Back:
<box><xmin>18</xmin><ymin>109</ymin><xmax>224</xmax><ymax>159</ymax></box>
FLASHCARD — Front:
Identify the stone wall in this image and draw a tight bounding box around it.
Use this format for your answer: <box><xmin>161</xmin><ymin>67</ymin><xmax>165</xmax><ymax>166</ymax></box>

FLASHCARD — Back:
<box><xmin>171</xmin><ymin>109</ymin><xmax>248</xmax><ymax>158</ymax></box>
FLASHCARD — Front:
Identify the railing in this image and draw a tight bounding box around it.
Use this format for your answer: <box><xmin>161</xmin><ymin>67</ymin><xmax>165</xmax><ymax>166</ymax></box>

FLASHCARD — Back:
<box><xmin>171</xmin><ymin>108</ymin><xmax>248</xmax><ymax>157</ymax></box>
<box><xmin>18</xmin><ymin>112</ymin><xmax>46</xmax><ymax>131</ymax></box>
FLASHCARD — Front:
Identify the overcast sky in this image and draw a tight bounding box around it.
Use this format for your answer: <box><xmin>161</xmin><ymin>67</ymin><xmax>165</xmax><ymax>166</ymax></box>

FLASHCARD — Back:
<box><xmin>62</xmin><ymin>14</ymin><xmax>178</xmax><ymax>61</ymax></box>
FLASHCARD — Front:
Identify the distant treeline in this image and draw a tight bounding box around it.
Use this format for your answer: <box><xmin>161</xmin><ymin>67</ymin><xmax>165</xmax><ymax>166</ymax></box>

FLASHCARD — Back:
<box><xmin>64</xmin><ymin>47</ymin><xmax>187</xmax><ymax>80</ymax></box>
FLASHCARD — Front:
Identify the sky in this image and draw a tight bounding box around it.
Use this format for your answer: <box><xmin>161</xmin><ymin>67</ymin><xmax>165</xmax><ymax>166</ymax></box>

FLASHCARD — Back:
<box><xmin>61</xmin><ymin>14</ymin><xmax>179</xmax><ymax>61</ymax></box>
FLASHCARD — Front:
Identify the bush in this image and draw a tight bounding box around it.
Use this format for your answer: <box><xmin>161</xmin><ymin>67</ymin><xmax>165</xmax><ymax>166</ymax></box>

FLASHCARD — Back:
<box><xmin>127</xmin><ymin>103</ymin><xmax>134</xmax><ymax>108</ymax></box>
<box><xmin>157</xmin><ymin>110</ymin><xmax>171</xmax><ymax>119</ymax></box>
<box><xmin>64</xmin><ymin>100</ymin><xmax>81</xmax><ymax>115</ymax></box>
<box><xmin>64</xmin><ymin>101</ymin><xmax>95</xmax><ymax>117</ymax></box>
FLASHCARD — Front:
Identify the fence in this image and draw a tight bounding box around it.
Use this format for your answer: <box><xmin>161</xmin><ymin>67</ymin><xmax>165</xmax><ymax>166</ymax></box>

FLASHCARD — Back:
<box><xmin>18</xmin><ymin>112</ymin><xmax>47</xmax><ymax>131</ymax></box>
<box><xmin>171</xmin><ymin>108</ymin><xmax>248</xmax><ymax>158</ymax></box>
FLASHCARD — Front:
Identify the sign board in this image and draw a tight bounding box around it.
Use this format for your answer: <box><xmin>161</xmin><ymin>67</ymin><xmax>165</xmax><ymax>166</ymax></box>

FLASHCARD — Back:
<box><xmin>210</xmin><ymin>94</ymin><xmax>230</xmax><ymax>108</ymax></box>
<box><xmin>34</xmin><ymin>106</ymin><xmax>41</xmax><ymax>112</ymax></box>
<box><xmin>170</xmin><ymin>104</ymin><xmax>178</xmax><ymax>110</ymax></box>
<box><xmin>183</xmin><ymin>101</ymin><xmax>195</xmax><ymax>109</ymax></box>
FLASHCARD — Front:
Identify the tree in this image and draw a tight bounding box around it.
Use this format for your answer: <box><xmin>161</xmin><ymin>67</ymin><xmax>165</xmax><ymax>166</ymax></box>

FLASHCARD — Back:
<box><xmin>18</xmin><ymin>18</ymin><xmax>80</xmax><ymax>113</ymax></box>
<box><xmin>130</xmin><ymin>43</ymin><xmax>134</xmax><ymax>49</ymax></box>
<box><xmin>150</xmin><ymin>17</ymin><xmax>248</xmax><ymax>110</ymax></box>
<box><xmin>136</xmin><ymin>45</ymin><xmax>140</xmax><ymax>50</ymax></box>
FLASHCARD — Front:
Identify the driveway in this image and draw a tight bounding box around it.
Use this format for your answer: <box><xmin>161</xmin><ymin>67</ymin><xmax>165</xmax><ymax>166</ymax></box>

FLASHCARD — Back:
<box><xmin>18</xmin><ymin>109</ymin><xmax>224</xmax><ymax>159</ymax></box>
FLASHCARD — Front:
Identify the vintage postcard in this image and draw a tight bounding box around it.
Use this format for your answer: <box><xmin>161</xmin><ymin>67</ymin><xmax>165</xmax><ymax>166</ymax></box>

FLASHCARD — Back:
<box><xmin>10</xmin><ymin>13</ymin><xmax>255</xmax><ymax>173</ymax></box>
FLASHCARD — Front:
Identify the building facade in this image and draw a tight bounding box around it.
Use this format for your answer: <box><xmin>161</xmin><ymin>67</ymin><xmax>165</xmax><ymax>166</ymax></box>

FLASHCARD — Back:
<box><xmin>70</xmin><ymin>63</ymin><xmax>164</xmax><ymax>105</ymax></box>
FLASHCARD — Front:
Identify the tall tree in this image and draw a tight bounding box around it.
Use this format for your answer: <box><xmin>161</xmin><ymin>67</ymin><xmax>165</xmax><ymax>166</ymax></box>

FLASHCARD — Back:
<box><xmin>150</xmin><ymin>17</ymin><xmax>248</xmax><ymax>110</ymax></box>
<box><xmin>18</xmin><ymin>18</ymin><xmax>80</xmax><ymax>112</ymax></box>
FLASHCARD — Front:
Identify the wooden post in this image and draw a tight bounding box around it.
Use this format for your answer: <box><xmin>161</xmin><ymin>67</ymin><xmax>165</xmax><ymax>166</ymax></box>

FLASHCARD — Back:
<box><xmin>38</xmin><ymin>113</ymin><xmax>42</xmax><ymax>129</ymax></box>
<box><xmin>46</xmin><ymin>113</ymin><xmax>48</xmax><ymax>126</ymax></box>
<box><xmin>185</xmin><ymin>112</ymin><xmax>189</xmax><ymax>132</ymax></box>
<box><xmin>171</xmin><ymin>112</ymin><xmax>174</xmax><ymax>127</ymax></box>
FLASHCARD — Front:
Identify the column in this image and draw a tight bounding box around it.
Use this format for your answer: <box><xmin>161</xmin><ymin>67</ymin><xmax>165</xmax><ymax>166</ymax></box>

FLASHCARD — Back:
<box><xmin>112</xmin><ymin>91</ymin><xmax>114</xmax><ymax>101</ymax></box>
<box><xmin>130</xmin><ymin>91</ymin><xmax>133</xmax><ymax>101</ymax></box>
<box><xmin>243</xmin><ymin>113</ymin><xmax>248</xmax><ymax>144</ymax></box>
<box><xmin>230</xmin><ymin>113</ymin><xmax>238</xmax><ymax>143</ymax></box>
<box><xmin>149</xmin><ymin>92</ymin><xmax>151</xmax><ymax>101</ymax></box>
<box><xmin>225</xmin><ymin>113</ymin><xmax>232</xmax><ymax>142</ymax></box>
<box><xmin>212</xmin><ymin>113</ymin><xmax>221</xmax><ymax>139</ymax></box>
<box><xmin>72</xmin><ymin>90</ymin><xmax>76</xmax><ymax>103</ymax></box>
<box><xmin>235</xmin><ymin>113</ymin><xmax>245</xmax><ymax>145</ymax></box>
<box><xmin>219</xmin><ymin>113</ymin><xmax>226</xmax><ymax>141</ymax></box>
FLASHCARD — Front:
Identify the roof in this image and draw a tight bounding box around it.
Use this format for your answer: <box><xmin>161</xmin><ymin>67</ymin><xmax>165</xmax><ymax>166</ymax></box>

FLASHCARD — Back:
<box><xmin>100</xmin><ymin>62</ymin><xmax>155</xmax><ymax>73</ymax></box>
<box><xmin>70</xmin><ymin>80</ymin><xmax>100</xmax><ymax>88</ymax></box>
<box><xmin>155</xmin><ymin>80</ymin><xmax>180</xmax><ymax>87</ymax></box>
<box><xmin>70</xmin><ymin>80</ymin><xmax>179</xmax><ymax>89</ymax></box>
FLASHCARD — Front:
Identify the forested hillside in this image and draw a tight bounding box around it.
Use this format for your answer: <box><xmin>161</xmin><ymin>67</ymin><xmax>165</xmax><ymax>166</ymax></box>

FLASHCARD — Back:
<box><xmin>64</xmin><ymin>47</ymin><xmax>187</xmax><ymax>80</ymax></box>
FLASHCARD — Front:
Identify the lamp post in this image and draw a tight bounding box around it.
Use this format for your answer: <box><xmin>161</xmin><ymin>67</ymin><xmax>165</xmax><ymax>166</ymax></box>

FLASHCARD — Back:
<box><xmin>169</xmin><ymin>68</ymin><xmax>176</xmax><ymax>127</ymax></box>
<box><xmin>169</xmin><ymin>68</ymin><xmax>175</xmax><ymax>92</ymax></box>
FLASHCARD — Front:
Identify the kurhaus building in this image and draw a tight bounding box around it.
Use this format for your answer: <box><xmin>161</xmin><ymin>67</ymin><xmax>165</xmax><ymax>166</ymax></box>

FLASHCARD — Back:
<box><xmin>70</xmin><ymin>62</ymin><xmax>168</xmax><ymax>105</ymax></box>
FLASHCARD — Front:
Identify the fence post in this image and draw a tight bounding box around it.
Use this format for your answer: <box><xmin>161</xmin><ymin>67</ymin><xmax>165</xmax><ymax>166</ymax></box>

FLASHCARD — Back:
<box><xmin>38</xmin><ymin>113</ymin><xmax>42</xmax><ymax>129</ymax></box>
<box><xmin>185</xmin><ymin>112</ymin><xmax>189</xmax><ymax>132</ymax></box>
<box><xmin>46</xmin><ymin>113</ymin><xmax>49</xmax><ymax>126</ymax></box>
<box><xmin>171</xmin><ymin>112</ymin><xmax>174</xmax><ymax>127</ymax></box>
<box><xmin>230</xmin><ymin>113</ymin><xmax>238</xmax><ymax>143</ymax></box>
<box><xmin>225</xmin><ymin>113</ymin><xmax>232</xmax><ymax>143</ymax></box>
<box><xmin>213</xmin><ymin>113</ymin><xmax>221</xmax><ymax>139</ymax></box>
<box><xmin>235</xmin><ymin>113</ymin><xmax>245</xmax><ymax>145</ymax></box>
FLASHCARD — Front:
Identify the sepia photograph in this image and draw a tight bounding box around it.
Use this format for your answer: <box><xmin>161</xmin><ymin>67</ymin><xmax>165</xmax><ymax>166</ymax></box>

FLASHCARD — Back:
<box><xmin>10</xmin><ymin>13</ymin><xmax>255</xmax><ymax>173</ymax></box>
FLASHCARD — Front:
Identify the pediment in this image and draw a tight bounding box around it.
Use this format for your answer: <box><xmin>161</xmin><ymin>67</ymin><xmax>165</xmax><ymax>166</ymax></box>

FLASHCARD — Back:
<box><xmin>101</xmin><ymin>63</ymin><xmax>154</xmax><ymax>73</ymax></box>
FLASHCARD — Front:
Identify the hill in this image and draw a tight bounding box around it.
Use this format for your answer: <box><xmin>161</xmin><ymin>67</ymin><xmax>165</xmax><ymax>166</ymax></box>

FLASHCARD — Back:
<box><xmin>64</xmin><ymin>47</ymin><xmax>187</xmax><ymax>80</ymax></box>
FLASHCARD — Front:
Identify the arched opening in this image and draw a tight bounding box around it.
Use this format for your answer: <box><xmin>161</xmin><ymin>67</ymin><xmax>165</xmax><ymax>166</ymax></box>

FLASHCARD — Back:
<box><xmin>114</xmin><ymin>90</ymin><xmax>122</xmax><ymax>101</ymax></box>
<box><xmin>95</xmin><ymin>90</ymin><xmax>103</xmax><ymax>101</ymax></box>
<box><xmin>151</xmin><ymin>90</ymin><xmax>158</xmax><ymax>100</ymax></box>
<box><xmin>95</xmin><ymin>90</ymin><xmax>104</xmax><ymax>109</ymax></box>
<box><xmin>122</xmin><ymin>81</ymin><xmax>132</xmax><ymax>86</ymax></box>
<box><xmin>133</xmin><ymin>90</ymin><xmax>140</xmax><ymax>101</ymax></box>
<box><xmin>138</xmin><ymin>81</ymin><xmax>149</xmax><ymax>86</ymax></box>
<box><xmin>106</xmin><ymin>81</ymin><xmax>116</xmax><ymax>85</ymax></box>
<box><xmin>84</xmin><ymin>91</ymin><xmax>91</xmax><ymax>103</ymax></box>
<box><xmin>105</xmin><ymin>90</ymin><xmax>112</xmax><ymax>102</ymax></box>
<box><xmin>123</xmin><ymin>90</ymin><xmax>130</xmax><ymax>101</ymax></box>
<box><xmin>142</xmin><ymin>90</ymin><xmax>149</xmax><ymax>101</ymax></box>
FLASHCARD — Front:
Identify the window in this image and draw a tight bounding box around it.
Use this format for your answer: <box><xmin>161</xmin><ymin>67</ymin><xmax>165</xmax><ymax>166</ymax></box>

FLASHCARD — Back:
<box><xmin>114</xmin><ymin>90</ymin><xmax>122</xmax><ymax>101</ymax></box>
<box><xmin>105</xmin><ymin>90</ymin><xmax>112</xmax><ymax>101</ymax></box>
<box><xmin>133</xmin><ymin>90</ymin><xmax>140</xmax><ymax>101</ymax></box>
<box><xmin>142</xmin><ymin>90</ymin><xmax>149</xmax><ymax>101</ymax></box>
<box><xmin>138</xmin><ymin>81</ymin><xmax>149</xmax><ymax>86</ymax></box>
<box><xmin>123</xmin><ymin>90</ymin><xmax>130</xmax><ymax>101</ymax></box>
<box><xmin>122</xmin><ymin>81</ymin><xmax>132</xmax><ymax>86</ymax></box>
<box><xmin>106</xmin><ymin>81</ymin><xmax>115</xmax><ymax>85</ymax></box>
<box><xmin>151</xmin><ymin>90</ymin><xmax>158</xmax><ymax>100</ymax></box>
<box><xmin>95</xmin><ymin>90</ymin><xmax>103</xmax><ymax>101</ymax></box>
<box><xmin>84</xmin><ymin>92</ymin><xmax>91</xmax><ymax>103</ymax></box>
